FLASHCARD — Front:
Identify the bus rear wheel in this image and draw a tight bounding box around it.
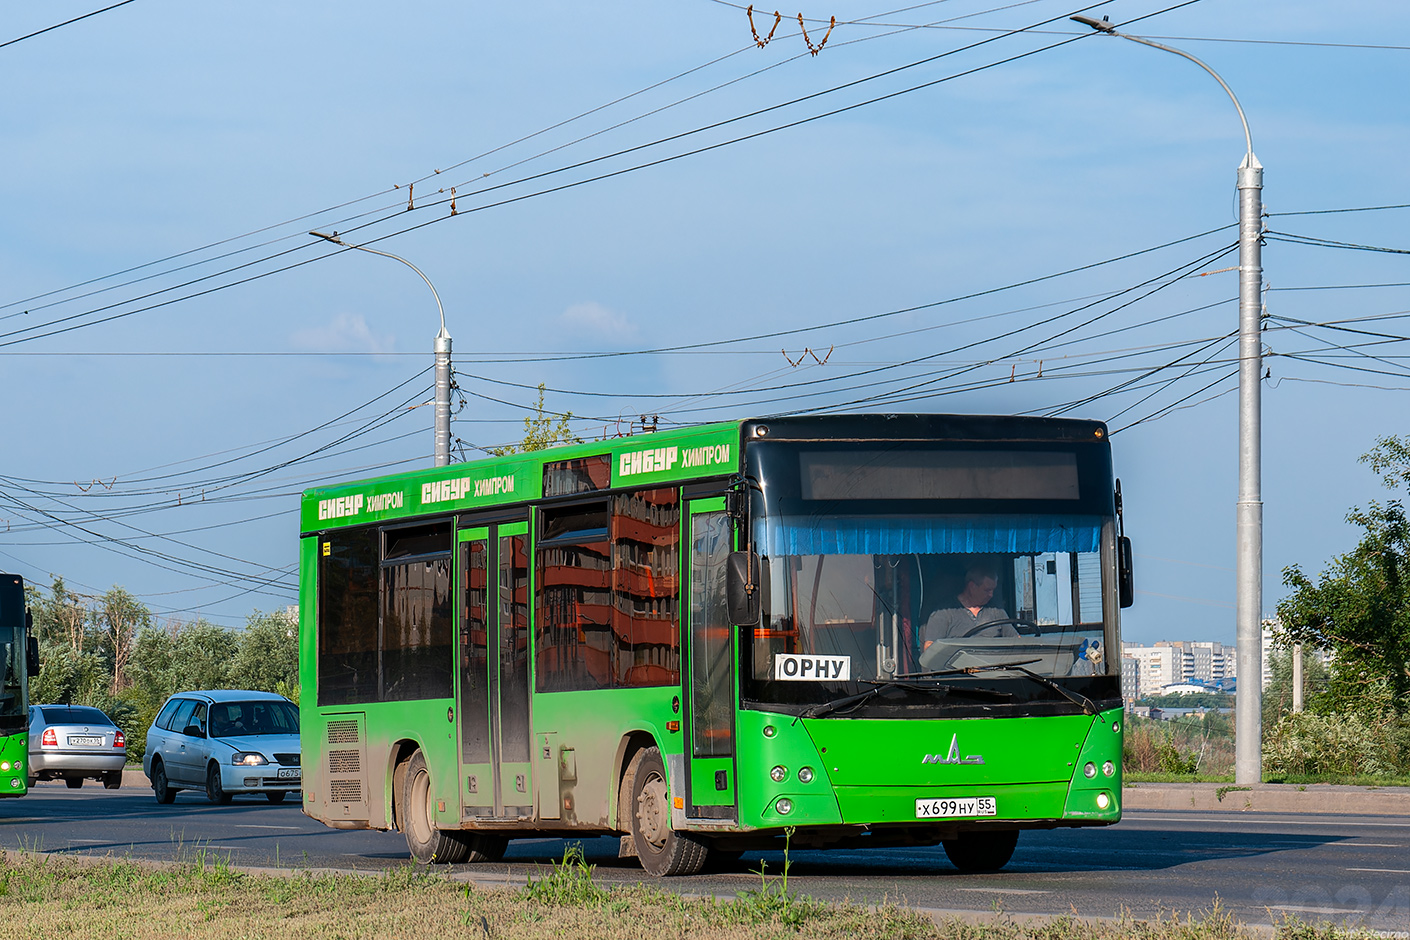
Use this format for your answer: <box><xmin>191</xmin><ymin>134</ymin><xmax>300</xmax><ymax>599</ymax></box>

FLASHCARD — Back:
<box><xmin>628</xmin><ymin>746</ymin><xmax>708</xmax><ymax>877</ymax></box>
<box><xmin>401</xmin><ymin>750</ymin><xmax>470</xmax><ymax>864</ymax></box>
<box><xmin>942</xmin><ymin>829</ymin><xmax>1019</xmax><ymax>872</ymax></box>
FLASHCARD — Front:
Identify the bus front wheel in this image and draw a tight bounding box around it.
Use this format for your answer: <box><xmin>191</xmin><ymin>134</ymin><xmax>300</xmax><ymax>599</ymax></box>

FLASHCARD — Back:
<box><xmin>942</xmin><ymin>829</ymin><xmax>1019</xmax><ymax>872</ymax></box>
<box><xmin>627</xmin><ymin>746</ymin><xmax>708</xmax><ymax>877</ymax></box>
<box><xmin>401</xmin><ymin>750</ymin><xmax>471</xmax><ymax>864</ymax></box>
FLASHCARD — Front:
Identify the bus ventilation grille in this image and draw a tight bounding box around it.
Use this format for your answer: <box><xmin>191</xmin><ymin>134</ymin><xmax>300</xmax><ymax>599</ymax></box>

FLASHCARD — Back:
<box><xmin>327</xmin><ymin>720</ymin><xmax>359</xmax><ymax>744</ymax></box>
<box><xmin>328</xmin><ymin>749</ymin><xmax>361</xmax><ymax>774</ymax></box>
<box><xmin>329</xmin><ymin>779</ymin><xmax>362</xmax><ymax>803</ymax></box>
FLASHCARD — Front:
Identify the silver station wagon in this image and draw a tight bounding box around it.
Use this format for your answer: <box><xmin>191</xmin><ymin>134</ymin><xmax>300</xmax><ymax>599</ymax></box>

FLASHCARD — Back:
<box><xmin>28</xmin><ymin>704</ymin><xmax>128</xmax><ymax>789</ymax></box>
<box><xmin>143</xmin><ymin>690</ymin><xmax>301</xmax><ymax>804</ymax></box>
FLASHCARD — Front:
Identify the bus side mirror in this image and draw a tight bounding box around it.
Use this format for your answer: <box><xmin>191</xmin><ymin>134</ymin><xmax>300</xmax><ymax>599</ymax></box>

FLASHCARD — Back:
<box><xmin>1118</xmin><ymin>536</ymin><xmax>1134</xmax><ymax>608</ymax></box>
<box><xmin>27</xmin><ymin>635</ymin><xmax>40</xmax><ymax>676</ymax></box>
<box><xmin>726</xmin><ymin>551</ymin><xmax>761</xmax><ymax>626</ymax></box>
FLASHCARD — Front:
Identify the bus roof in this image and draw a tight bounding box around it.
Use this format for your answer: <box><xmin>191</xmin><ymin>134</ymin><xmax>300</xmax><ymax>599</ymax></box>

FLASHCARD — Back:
<box><xmin>299</xmin><ymin>413</ymin><xmax>1109</xmax><ymax>534</ymax></box>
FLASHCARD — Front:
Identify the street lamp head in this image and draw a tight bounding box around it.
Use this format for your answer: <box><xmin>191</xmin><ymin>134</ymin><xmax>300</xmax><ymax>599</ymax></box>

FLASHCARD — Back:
<box><xmin>309</xmin><ymin>230</ymin><xmax>345</xmax><ymax>246</ymax></box>
<box><xmin>1071</xmin><ymin>15</ymin><xmax>1116</xmax><ymax>33</ymax></box>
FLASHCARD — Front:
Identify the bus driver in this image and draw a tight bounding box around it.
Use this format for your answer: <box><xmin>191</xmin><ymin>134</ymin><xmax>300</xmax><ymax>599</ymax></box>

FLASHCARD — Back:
<box><xmin>922</xmin><ymin>561</ymin><xmax>1019</xmax><ymax>647</ymax></box>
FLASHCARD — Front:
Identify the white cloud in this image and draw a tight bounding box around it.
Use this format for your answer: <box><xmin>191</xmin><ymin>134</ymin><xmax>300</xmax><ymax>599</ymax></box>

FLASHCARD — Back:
<box><xmin>558</xmin><ymin>301</ymin><xmax>638</xmax><ymax>341</ymax></box>
<box><xmin>289</xmin><ymin>313</ymin><xmax>396</xmax><ymax>353</ymax></box>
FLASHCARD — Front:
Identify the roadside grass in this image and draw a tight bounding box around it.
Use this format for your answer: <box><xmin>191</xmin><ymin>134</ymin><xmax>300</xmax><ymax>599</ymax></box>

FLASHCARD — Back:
<box><xmin>0</xmin><ymin>850</ymin><xmax>1386</xmax><ymax>940</ymax></box>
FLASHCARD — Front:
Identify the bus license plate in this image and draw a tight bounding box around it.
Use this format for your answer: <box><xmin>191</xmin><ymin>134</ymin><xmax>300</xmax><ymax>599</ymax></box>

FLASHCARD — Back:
<box><xmin>276</xmin><ymin>768</ymin><xmax>301</xmax><ymax>779</ymax></box>
<box><xmin>67</xmin><ymin>736</ymin><xmax>102</xmax><ymax>746</ymax></box>
<box><xmin>916</xmin><ymin>796</ymin><xmax>996</xmax><ymax>819</ymax></box>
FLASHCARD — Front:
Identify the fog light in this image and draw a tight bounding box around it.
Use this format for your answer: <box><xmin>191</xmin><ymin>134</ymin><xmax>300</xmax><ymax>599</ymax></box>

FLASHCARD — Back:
<box><xmin>1096</xmin><ymin>792</ymin><xmax>1111</xmax><ymax>810</ymax></box>
<box><xmin>763</xmin><ymin>725</ymin><xmax>777</xmax><ymax>738</ymax></box>
<box><xmin>1083</xmin><ymin>762</ymin><xmax>1097</xmax><ymax>778</ymax></box>
<box><xmin>1102</xmin><ymin>761</ymin><xmax>1115</xmax><ymax>777</ymax></box>
<box><xmin>770</xmin><ymin>765</ymin><xmax>788</xmax><ymax>782</ymax></box>
<box><xmin>775</xmin><ymin>798</ymin><xmax>793</xmax><ymax>815</ymax></box>
<box><xmin>8</xmin><ymin>779</ymin><xmax>19</xmax><ymax>789</ymax></box>
<box><xmin>244</xmin><ymin>777</ymin><xmax>260</xmax><ymax>787</ymax></box>
<box><xmin>797</xmin><ymin>767</ymin><xmax>814</xmax><ymax>784</ymax></box>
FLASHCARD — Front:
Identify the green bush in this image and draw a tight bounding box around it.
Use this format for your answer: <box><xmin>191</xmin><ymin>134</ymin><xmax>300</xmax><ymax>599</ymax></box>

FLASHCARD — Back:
<box><xmin>1264</xmin><ymin>711</ymin><xmax>1410</xmax><ymax>777</ymax></box>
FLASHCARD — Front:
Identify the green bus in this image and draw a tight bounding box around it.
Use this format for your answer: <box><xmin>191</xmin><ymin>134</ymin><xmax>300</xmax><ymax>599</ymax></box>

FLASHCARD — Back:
<box><xmin>1</xmin><ymin>574</ymin><xmax>40</xmax><ymax>797</ymax></box>
<box><xmin>299</xmin><ymin>414</ymin><xmax>1132</xmax><ymax>874</ymax></box>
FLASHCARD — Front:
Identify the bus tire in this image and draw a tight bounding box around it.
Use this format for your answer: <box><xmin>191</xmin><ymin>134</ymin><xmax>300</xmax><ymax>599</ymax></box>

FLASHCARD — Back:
<box><xmin>152</xmin><ymin>759</ymin><xmax>176</xmax><ymax>804</ymax></box>
<box><xmin>627</xmin><ymin>746</ymin><xmax>708</xmax><ymax>876</ymax></box>
<box><xmin>446</xmin><ymin>831</ymin><xmax>508</xmax><ymax>863</ymax></box>
<box><xmin>942</xmin><ymin>829</ymin><xmax>1019</xmax><ymax>872</ymax></box>
<box><xmin>401</xmin><ymin>750</ymin><xmax>470</xmax><ymax>864</ymax></box>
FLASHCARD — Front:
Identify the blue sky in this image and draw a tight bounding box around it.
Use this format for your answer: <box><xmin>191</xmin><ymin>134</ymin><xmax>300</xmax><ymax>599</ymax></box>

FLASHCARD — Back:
<box><xmin>2</xmin><ymin>0</ymin><xmax>1407</xmax><ymax>644</ymax></box>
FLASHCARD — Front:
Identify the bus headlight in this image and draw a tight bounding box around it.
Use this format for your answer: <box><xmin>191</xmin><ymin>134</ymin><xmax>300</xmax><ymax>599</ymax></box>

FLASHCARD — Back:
<box><xmin>770</xmin><ymin>765</ymin><xmax>788</xmax><ymax>783</ymax></box>
<box><xmin>797</xmin><ymin>767</ymin><xmax>814</xmax><ymax>784</ymax></box>
<box><xmin>1083</xmin><ymin>762</ymin><xmax>1097</xmax><ymax>779</ymax></box>
<box><xmin>1102</xmin><ymin>761</ymin><xmax>1115</xmax><ymax>777</ymax></box>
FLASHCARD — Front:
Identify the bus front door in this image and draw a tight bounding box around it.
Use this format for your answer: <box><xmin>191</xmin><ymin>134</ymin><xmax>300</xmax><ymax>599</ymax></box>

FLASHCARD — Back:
<box><xmin>456</xmin><ymin>521</ymin><xmax>533</xmax><ymax>822</ymax></box>
<box><xmin>683</xmin><ymin>501</ymin><xmax>737</xmax><ymax>820</ymax></box>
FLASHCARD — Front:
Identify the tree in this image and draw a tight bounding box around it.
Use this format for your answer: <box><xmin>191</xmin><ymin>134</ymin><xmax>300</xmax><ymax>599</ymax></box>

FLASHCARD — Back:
<box><xmin>1278</xmin><ymin>437</ymin><xmax>1410</xmax><ymax>716</ymax></box>
<box><xmin>229</xmin><ymin>609</ymin><xmax>298</xmax><ymax>694</ymax></box>
<box><xmin>97</xmin><ymin>586</ymin><xmax>149</xmax><ymax>694</ymax></box>
<box><xmin>490</xmin><ymin>383</ymin><xmax>582</xmax><ymax>456</ymax></box>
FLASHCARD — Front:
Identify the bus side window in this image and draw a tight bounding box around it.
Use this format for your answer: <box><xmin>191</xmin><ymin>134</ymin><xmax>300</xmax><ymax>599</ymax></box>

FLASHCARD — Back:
<box><xmin>318</xmin><ymin>527</ymin><xmax>379</xmax><ymax>706</ymax></box>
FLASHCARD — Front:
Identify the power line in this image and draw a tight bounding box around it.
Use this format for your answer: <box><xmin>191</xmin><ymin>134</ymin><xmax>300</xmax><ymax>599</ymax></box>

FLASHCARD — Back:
<box><xmin>0</xmin><ymin>0</ymin><xmax>138</xmax><ymax>52</ymax></box>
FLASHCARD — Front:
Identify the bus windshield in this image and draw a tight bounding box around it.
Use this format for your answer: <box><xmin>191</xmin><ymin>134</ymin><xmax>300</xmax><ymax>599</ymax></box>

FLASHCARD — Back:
<box><xmin>0</xmin><ymin>625</ymin><xmax>25</xmax><ymax>735</ymax></box>
<box><xmin>743</xmin><ymin>439</ymin><xmax>1120</xmax><ymax>714</ymax></box>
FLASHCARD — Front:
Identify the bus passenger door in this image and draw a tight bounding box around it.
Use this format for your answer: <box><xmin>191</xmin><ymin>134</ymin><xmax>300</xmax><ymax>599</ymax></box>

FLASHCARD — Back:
<box><xmin>683</xmin><ymin>501</ymin><xmax>737</xmax><ymax>819</ymax></box>
<box><xmin>456</xmin><ymin>528</ymin><xmax>495</xmax><ymax>819</ymax></box>
<box><xmin>456</xmin><ymin>520</ymin><xmax>533</xmax><ymax>822</ymax></box>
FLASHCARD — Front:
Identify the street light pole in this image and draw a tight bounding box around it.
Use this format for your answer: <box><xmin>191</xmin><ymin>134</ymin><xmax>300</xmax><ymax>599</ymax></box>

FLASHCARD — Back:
<box><xmin>311</xmin><ymin>231</ymin><xmax>454</xmax><ymax>468</ymax></box>
<box><xmin>1071</xmin><ymin>16</ymin><xmax>1264</xmax><ymax>784</ymax></box>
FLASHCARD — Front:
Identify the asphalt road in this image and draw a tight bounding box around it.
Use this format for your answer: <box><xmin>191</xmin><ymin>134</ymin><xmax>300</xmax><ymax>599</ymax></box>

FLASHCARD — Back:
<box><xmin>5</xmin><ymin>781</ymin><xmax>1410</xmax><ymax>931</ymax></box>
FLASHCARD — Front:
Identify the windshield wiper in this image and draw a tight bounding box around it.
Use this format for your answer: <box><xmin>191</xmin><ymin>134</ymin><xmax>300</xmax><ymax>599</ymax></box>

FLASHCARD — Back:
<box><xmin>795</xmin><ymin>678</ymin><xmax>1013</xmax><ymax>723</ymax></box>
<box><xmin>898</xmin><ymin>659</ymin><xmax>1098</xmax><ymax>715</ymax></box>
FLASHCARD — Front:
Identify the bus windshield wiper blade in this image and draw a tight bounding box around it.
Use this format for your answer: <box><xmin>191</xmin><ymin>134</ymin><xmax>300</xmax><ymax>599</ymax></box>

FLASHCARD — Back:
<box><xmin>796</xmin><ymin>678</ymin><xmax>1013</xmax><ymax>722</ymax></box>
<box><xmin>863</xmin><ymin>679</ymin><xmax>1013</xmax><ymax>701</ymax></box>
<box><xmin>897</xmin><ymin>658</ymin><xmax>1043</xmax><ymax>680</ymax></box>
<box><xmin>796</xmin><ymin>687</ymin><xmax>879</xmax><ymax>722</ymax></box>
<box><xmin>897</xmin><ymin>659</ymin><xmax>1097</xmax><ymax>714</ymax></box>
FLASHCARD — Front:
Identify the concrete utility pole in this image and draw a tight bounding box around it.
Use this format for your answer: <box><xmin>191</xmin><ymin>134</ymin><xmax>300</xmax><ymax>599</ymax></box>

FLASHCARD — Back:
<box><xmin>1072</xmin><ymin>16</ymin><xmax>1264</xmax><ymax>784</ymax></box>
<box><xmin>311</xmin><ymin>232</ymin><xmax>454</xmax><ymax>468</ymax></box>
<box><xmin>1292</xmin><ymin>643</ymin><xmax>1304</xmax><ymax>713</ymax></box>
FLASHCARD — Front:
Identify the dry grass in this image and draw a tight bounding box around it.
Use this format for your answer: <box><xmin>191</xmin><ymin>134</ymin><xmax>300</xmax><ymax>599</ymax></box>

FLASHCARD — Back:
<box><xmin>0</xmin><ymin>851</ymin><xmax>1379</xmax><ymax>940</ymax></box>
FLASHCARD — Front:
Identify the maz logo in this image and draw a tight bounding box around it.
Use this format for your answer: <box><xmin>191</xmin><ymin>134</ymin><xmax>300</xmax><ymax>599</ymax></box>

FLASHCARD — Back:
<box><xmin>921</xmin><ymin>734</ymin><xmax>985</xmax><ymax>766</ymax></box>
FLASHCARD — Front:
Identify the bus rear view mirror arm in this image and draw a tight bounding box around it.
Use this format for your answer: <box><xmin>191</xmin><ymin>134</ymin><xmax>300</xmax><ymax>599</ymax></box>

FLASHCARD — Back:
<box><xmin>727</xmin><ymin>551</ymin><xmax>762</xmax><ymax>625</ymax></box>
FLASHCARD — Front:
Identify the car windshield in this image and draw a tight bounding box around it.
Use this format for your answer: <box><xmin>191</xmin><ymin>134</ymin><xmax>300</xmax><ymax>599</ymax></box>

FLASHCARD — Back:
<box><xmin>40</xmin><ymin>706</ymin><xmax>112</xmax><ymax>725</ymax></box>
<box><xmin>208</xmin><ymin>700</ymin><xmax>299</xmax><ymax>737</ymax></box>
<box><xmin>742</xmin><ymin>438</ymin><xmax>1121</xmax><ymax>714</ymax></box>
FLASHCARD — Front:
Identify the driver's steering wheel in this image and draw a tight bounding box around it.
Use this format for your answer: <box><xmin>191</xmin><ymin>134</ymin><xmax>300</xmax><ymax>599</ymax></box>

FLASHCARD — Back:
<box><xmin>960</xmin><ymin>617</ymin><xmax>1041</xmax><ymax>638</ymax></box>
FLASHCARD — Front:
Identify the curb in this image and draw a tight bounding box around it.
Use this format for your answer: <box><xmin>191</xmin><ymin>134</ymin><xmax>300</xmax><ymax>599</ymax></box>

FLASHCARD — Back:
<box><xmin>1123</xmin><ymin>782</ymin><xmax>1410</xmax><ymax>815</ymax></box>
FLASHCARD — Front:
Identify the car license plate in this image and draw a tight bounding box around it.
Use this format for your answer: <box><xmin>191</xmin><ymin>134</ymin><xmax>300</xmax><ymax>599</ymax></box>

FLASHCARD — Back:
<box><xmin>916</xmin><ymin>796</ymin><xmax>996</xmax><ymax>819</ymax></box>
<box><xmin>67</xmin><ymin>735</ymin><xmax>102</xmax><ymax>746</ymax></box>
<box><xmin>276</xmin><ymin>768</ymin><xmax>301</xmax><ymax>779</ymax></box>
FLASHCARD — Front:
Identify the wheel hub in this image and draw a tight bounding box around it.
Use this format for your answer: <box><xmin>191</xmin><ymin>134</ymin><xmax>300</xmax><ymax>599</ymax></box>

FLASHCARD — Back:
<box><xmin>636</xmin><ymin>772</ymin><xmax>670</xmax><ymax>849</ymax></box>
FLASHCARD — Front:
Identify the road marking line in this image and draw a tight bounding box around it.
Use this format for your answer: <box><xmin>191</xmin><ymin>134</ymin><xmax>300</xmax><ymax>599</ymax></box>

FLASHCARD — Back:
<box><xmin>1348</xmin><ymin>868</ymin><xmax>1410</xmax><ymax>873</ymax></box>
<box><xmin>1330</xmin><ymin>843</ymin><xmax>1404</xmax><ymax>848</ymax></box>
<box><xmin>956</xmin><ymin>887</ymin><xmax>1049</xmax><ymax>895</ymax></box>
<box><xmin>233</xmin><ymin>825</ymin><xmax>302</xmax><ymax>830</ymax></box>
<box><xmin>1267</xmin><ymin>906</ymin><xmax>1351</xmax><ymax>915</ymax></box>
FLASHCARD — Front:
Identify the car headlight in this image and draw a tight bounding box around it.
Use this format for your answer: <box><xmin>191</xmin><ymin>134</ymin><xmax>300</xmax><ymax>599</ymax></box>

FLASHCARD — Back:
<box><xmin>232</xmin><ymin>752</ymin><xmax>268</xmax><ymax>766</ymax></box>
